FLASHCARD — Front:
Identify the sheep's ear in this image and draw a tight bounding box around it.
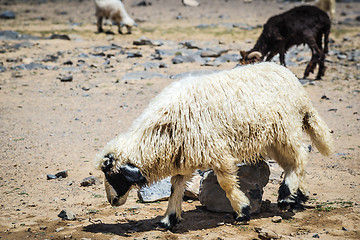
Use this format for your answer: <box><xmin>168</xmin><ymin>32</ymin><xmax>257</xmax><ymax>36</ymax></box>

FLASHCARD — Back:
<box><xmin>120</xmin><ymin>163</ymin><xmax>145</xmax><ymax>183</ymax></box>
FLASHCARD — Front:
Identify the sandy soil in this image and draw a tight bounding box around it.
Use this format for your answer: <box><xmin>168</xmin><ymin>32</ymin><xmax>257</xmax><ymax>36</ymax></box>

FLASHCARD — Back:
<box><xmin>0</xmin><ymin>0</ymin><xmax>359</xmax><ymax>239</ymax></box>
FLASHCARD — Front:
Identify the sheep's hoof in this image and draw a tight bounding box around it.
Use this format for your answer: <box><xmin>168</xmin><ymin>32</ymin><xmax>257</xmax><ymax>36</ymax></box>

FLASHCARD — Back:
<box><xmin>278</xmin><ymin>187</ymin><xmax>309</xmax><ymax>211</ymax></box>
<box><xmin>158</xmin><ymin>213</ymin><xmax>180</xmax><ymax>230</ymax></box>
<box><xmin>233</xmin><ymin>206</ymin><xmax>250</xmax><ymax>224</ymax></box>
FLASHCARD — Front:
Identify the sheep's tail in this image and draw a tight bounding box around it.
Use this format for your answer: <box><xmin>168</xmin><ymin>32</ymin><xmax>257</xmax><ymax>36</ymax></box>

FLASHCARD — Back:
<box><xmin>303</xmin><ymin>108</ymin><xmax>334</xmax><ymax>156</ymax></box>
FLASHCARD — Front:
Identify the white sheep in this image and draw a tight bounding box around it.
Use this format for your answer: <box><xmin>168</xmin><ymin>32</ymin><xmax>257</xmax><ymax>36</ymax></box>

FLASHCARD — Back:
<box><xmin>94</xmin><ymin>0</ymin><xmax>137</xmax><ymax>34</ymax></box>
<box><xmin>94</xmin><ymin>62</ymin><xmax>333</xmax><ymax>229</ymax></box>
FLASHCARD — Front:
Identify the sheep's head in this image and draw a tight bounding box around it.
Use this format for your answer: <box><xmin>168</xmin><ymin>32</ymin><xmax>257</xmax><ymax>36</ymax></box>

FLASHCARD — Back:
<box><xmin>100</xmin><ymin>153</ymin><xmax>146</xmax><ymax>206</ymax></box>
<box><xmin>239</xmin><ymin>51</ymin><xmax>263</xmax><ymax>65</ymax></box>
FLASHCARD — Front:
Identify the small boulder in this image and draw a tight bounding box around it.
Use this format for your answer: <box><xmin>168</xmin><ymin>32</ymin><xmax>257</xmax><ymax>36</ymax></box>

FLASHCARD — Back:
<box><xmin>199</xmin><ymin>161</ymin><xmax>270</xmax><ymax>214</ymax></box>
<box><xmin>58</xmin><ymin>209</ymin><xmax>76</xmax><ymax>221</ymax></box>
<box><xmin>184</xmin><ymin>172</ymin><xmax>202</xmax><ymax>199</ymax></box>
<box><xmin>138</xmin><ymin>177</ymin><xmax>171</xmax><ymax>202</ymax></box>
<box><xmin>80</xmin><ymin>176</ymin><xmax>100</xmax><ymax>187</ymax></box>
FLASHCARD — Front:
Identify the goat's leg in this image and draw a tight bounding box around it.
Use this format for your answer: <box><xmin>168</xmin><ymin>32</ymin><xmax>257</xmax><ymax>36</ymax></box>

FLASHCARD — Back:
<box><xmin>97</xmin><ymin>16</ymin><xmax>104</xmax><ymax>33</ymax></box>
<box><xmin>279</xmin><ymin>52</ymin><xmax>286</xmax><ymax>67</ymax></box>
<box><xmin>214</xmin><ymin>166</ymin><xmax>250</xmax><ymax>223</ymax></box>
<box><xmin>267</xmin><ymin>140</ymin><xmax>309</xmax><ymax>210</ymax></box>
<box><xmin>159</xmin><ymin>175</ymin><xmax>189</xmax><ymax>230</ymax></box>
<box><xmin>304</xmin><ymin>40</ymin><xmax>322</xmax><ymax>79</ymax></box>
<box><xmin>316</xmin><ymin>52</ymin><xmax>326</xmax><ymax>80</ymax></box>
<box><xmin>265</xmin><ymin>52</ymin><xmax>276</xmax><ymax>62</ymax></box>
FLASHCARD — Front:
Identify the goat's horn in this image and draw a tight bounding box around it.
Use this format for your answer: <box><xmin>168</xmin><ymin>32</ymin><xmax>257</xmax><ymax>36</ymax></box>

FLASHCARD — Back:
<box><xmin>247</xmin><ymin>51</ymin><xmax>262</xmax><ymax>59</ymax></box>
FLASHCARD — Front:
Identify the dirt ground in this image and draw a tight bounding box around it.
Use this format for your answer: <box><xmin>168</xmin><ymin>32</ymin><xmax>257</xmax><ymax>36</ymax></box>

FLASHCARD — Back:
<box><xmin>0</xmin><ymin>0</ymin><xmax>359</xmax><ymax>239</ymax></box>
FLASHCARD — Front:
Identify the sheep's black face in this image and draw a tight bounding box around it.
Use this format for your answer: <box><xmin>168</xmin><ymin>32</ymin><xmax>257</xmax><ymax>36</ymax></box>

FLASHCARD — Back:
<box><xmin>101</xmin><ymin>154</ymin><xmax>146</xmax><ymax>206</ymax></box>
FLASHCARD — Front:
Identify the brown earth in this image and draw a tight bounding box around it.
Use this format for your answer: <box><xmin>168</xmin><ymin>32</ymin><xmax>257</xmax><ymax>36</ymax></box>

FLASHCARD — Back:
<box><xmin>0</xmin><ymin>0</ymin><xmax>359</xmax><ymax>239</ymax></box>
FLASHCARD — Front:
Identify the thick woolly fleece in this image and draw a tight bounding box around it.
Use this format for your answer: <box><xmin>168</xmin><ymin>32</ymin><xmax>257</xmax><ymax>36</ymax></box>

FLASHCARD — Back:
<box><xmin>95</xmin><ymin>62</ymin><xmax>333</xmax><ymax>186</ymax></box>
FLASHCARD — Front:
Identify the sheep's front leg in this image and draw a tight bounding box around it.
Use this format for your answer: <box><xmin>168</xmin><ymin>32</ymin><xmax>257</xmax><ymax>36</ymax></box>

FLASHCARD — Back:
<box><xmin>116</xmin><ymin>22</ymin><xmax>123</xmax><ymax>34</ymax></box>
<box><xmin>159</xmin><ymin>175</ymin><xmax>188</xmax><ymax>230</ymax></box>
<box><xmin>97</xmin><ymin>16</ymin><xmax>104</xmax><ymax>33</ymax></box>
<box><xmin>215</xmin><ymin>169</ymin><xmax>251</xmax><ymax>223</ymax></box>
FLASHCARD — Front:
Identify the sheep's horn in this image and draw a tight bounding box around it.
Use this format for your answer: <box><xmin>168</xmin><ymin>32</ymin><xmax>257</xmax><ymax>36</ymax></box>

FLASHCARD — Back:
<box><xmin>247</xmin><ymin>51</ymin><xmax>262</xmax><ymax>59</ymax></box>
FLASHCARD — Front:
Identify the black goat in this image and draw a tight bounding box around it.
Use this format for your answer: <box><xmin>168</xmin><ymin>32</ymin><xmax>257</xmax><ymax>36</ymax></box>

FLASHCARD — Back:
<box><xmin>240</xmin><ymin>5</ymin><xmax>331</xmax><ymax>80</ymax></box>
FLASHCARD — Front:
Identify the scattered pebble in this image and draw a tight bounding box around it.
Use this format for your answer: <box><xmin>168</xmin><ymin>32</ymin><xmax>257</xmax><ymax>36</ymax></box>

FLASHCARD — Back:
<box><xmin>47</xmin><ymin>174</ymin><xmax>57</xmax><ymax>180</ymax></box>
<box><xmin>55</xmin><ymin>227</ymin><xmax>64</xmax><ymax>232</ymax></box>
<box><xmin>80</xmin><ymin>176</ymin><xmax>100</xmax><ymax>187</ymax></box>
<box><xmin>58</xmin><ymin>209</ymin><xmax>76</xmax><ymax>221</ymax></box>
<box><xmin>55</xmin><ymin>170</ymin><xmax>68</xmax><ymax>178</ymax></box>
<box><xmin>0</xmin><ymin>10</ymin><xmax>16</xmax><ymax>19</ymax></box>
<box><xmin>271</xmin><ymin>216</ymin><xmax>282</xmax><ymax>223</ymax></box>
<box><xmin>342</xmin><ymin>226</ymin><xmax>349</xmax><ymax>231</ymax></box>
<box><xmin>58</xmin><ymin>75</ymin><xmax>73</xmax><ymax>82</ymax></box>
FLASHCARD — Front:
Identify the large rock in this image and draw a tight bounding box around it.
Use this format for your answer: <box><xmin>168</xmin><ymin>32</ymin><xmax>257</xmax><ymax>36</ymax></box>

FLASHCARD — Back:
<box><xmin>199</xmin><ymin>161</ymin><xmax>270</xmax><ymax>214</ymax></box>
<box><xmin>138</xmin><ymin>177</ymin><xmax>171</xmax><ymax>202</ymax></box>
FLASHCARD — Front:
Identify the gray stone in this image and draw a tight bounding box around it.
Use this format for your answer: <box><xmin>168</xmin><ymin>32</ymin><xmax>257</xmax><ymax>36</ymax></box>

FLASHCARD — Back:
<box><xmin>133</xmin><ymin>37</ymin><xmax>163</xmax><ymax>46</ymax></box>
<box><xmin>232</xmin><ymin>23</ymin><xmax>256</xmax><ymax>30</ymax></box>
<box><xmin>12</xmin><ymin>41</ymin><xmax>33</xmax><ymax>49</ymax></box>
<box><xmin>182</xmin><ymin>0</ymin><xmax>200</xmax><ymax>7</ymax></box>
<box><xmin>138</xmin><ymin>177</ymin><xmax>171</xmax><ymax>202</ymax></box>
<box><xmin>199</xmin><ymin>161</ymin><xmax>270</xmax><ymax>214</ymax></box>
<box><xmin>172</xmin><ymin>55</ymin><xmax>196</xmax><ymax>64</ymax></box>
<box><xmin>122</xmin><ymin>71</ymin><xmax>167</xmax><ymax>81</ymax></box>
<box><xmin>184</xmin><ymin>172</ymin><xmax>202</xmax><ymax>199</ymax></box>
<box><xmin>0</xmin><ymin>65</ymin><xmax>6</xmax><ymax>72</ymax></box>
<box><xmin>127</xmin><ymin>52</ymin><xmax>143</xmax><ymax>58</ymax></box>
<box><xmin>200</xmin><ymin>47</ymin><xmax>228</xmax><ymax>58</ymax></box>
<box><xmin>180</xmin><ymin>41</ymin><xmax>202</xmax><ymax>49</ymax></box>
<box><xmin>58</xmin><ymin>75</ymin><xmax>73</xmax><ymax>82</ymax></box>
<box><xmin>0</xmin><ymin>30</ymin><xmax>39</xmax><ymax>40</ymax></box>
<box><xmin>55</xmin><ymin>170</ymin><xmax>68</xmax><ymax>179</ymax></box>
<box><xmin>214</xmin><ymin>53</ymin><xmax>240</xmax><ymax>63</ymax></box>
<box><xmin>255</xmin><ymin>227</ymin><xmax>280</xmax><ymax>240</ymax></box>
<box><xmin>11</xmin><ymin>62</ymin><xmax>53</xmax><ymax>70</ymax></box>
<box><xmin>0</xmin><ymin>11</ymin><xmax>16</xmax><ymax>19</ymax></box>
<box><xmin>195</xmin><ymin>24</ymin><xmax>216</xmax><ymax>29</ymax></box>
<box><xmin>58</xmin><ymin>209</ymin><xmax>76</xmax><ymax>221</ymax></box>
<box><xmin>271</xmin><ymin>216</ymin><xmax>282</xmax><ymax>223</ymax></box>
<box><xmin>48</xmin><ymin>34</ymin><xmax>70</xmax><ymax>40</ymax></box>
<box><xmin>80</xmin><ymin>176</ymin><xmax>100</xmax><ymax>186</ymax></box>
<box><xmin>47</xmin><ymin>174</ymin><xmax>57</xmax><ymax>180</ymax></box>
<box><xmin>55</xmin><ymin>227</ymin><xmax>64</xmax><ymax>232</ymax></box>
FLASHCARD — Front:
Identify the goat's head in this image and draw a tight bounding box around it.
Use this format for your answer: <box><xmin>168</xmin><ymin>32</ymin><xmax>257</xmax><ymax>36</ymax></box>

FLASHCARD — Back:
<box><xmin>100</xmin><ymin>153</ymin><xmax>146</xmax><ymax>206</ymax></box>
<box><xmin>239</xmin><ymin>51</ymin><xmax>263</xmax><ymax>65</ymax></box>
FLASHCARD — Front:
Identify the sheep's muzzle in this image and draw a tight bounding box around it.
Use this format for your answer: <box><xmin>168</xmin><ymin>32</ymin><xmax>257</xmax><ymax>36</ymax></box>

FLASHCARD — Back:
<box><xmin>104</xmin><ymin>178</ymin><xmax>130</xmax><ymax>206</ymax></box>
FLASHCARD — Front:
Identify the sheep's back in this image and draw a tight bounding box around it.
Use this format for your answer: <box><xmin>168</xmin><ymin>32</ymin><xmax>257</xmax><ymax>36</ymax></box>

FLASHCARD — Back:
<box><xmin>129</xmin><ymin>62</ymin><xmax>309</xmax><ymax>171</ymax></box>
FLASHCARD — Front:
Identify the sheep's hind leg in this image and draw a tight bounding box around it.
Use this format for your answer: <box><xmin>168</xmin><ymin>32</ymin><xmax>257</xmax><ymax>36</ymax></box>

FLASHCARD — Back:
<box><xmin>158</xmin><ymin>175</ymin><xmax>189</xmax><ymax>230</ymax></box>
<box><xmin>215</xmin><ymin>168</ymin><xmax>251</xmax><ymax>223</ymax></box>
<box><xmin>268</xmin><ymin>143</ymin><xmax>309</xmax><ymax>211</ymax></box>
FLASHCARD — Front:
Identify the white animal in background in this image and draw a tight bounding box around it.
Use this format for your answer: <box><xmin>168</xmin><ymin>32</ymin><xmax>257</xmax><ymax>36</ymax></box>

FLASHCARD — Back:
<box><xmin>315</xmin><ymin>0</ymin><xmax>336</xmax><ymax>19</ymax></box>
<box><xmin>94</xmin><ymin>0</ymin><xmax>137</xmax><ymax>34</ymax></box>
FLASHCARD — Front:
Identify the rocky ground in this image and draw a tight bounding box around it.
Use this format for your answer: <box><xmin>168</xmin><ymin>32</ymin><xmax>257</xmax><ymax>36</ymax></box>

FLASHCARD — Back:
<box><xmin>0</xmin><ymin>0</ymin><xmax>359</xmax><ymax>239</ymax></box>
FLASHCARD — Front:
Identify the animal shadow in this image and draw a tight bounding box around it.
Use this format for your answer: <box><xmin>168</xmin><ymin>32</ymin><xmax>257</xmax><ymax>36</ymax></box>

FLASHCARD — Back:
<box><xmin>83</xmin><ymin>203</ymin><xmax>297</xmax><ymax>235</ymax></box>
